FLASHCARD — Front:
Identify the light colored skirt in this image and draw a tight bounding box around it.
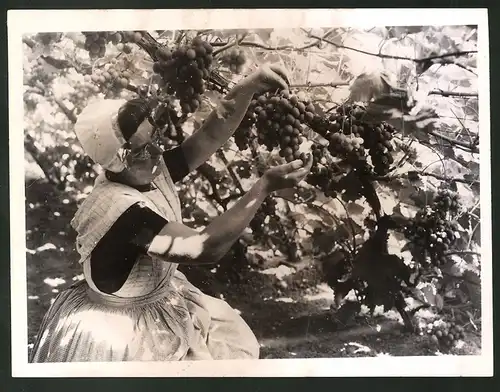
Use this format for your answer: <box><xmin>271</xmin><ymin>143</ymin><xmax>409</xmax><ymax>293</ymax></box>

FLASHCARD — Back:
<box><xmin>29</xmin><ymin>271</ymin><xmax>259</xmax><ymax>362</ymax></box>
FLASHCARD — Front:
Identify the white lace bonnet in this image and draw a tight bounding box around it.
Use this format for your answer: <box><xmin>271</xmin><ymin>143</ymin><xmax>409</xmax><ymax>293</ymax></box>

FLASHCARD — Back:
<box><xmin>74</xmin><ymin>97</ymin><xmax>129</xmax><ymax>173</ymax></box>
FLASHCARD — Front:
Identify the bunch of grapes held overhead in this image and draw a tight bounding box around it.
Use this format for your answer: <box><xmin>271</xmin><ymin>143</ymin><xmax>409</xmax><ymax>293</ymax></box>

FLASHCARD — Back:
<box><xmin>235</xmin><ymin>89</ymin><xmax>316</xmax><ymax>162</ymax></box>
<box><xmin>152</xmin><ymin>37</ymin><xmax>214</xmax><ymax>114</ymax></box>
<box><xmin>231</xmin><ymin>92</ymin><xmax>400</xmax><ymax>201</ymax></box>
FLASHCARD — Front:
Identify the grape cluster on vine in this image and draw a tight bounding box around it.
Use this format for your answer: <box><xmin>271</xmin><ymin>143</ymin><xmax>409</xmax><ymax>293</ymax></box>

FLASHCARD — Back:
<box><xmin>249</xmin><ymin>198</ymin><xmax>277</xmax><ymax>241</ymax></box>
<box><xmin>67</xmin><ymin>82</ymin><xmax>96</xmax><ymax>104</ymax></box>
<box><xmin>151</xmin><ymin>96</ymin><xmax>186</xmax><ymax>144</ymax></box>
<box><xmin>36</xmin><ymin>33</ymin><xmax>62</xmax><ymax>46</ymax></box>
<box><xmin>234</xmin><ymin>116</ymin><xmax>255</xmax><ymax>151</ymax></box>
<box><xmin>425</xmin><ymin>320</ymin><xmax>465</xmax><ymax>351</ymax></box>
<box><xmin>219</xmin><ymin>48</ymin><xmax>247</xmax><ymax>73</ymax></box>
<box><xmin>235</xmin><ymin>90</ymin><xmax>316</xmax><ymax>162</ymax></box>
<box><xmin>304</xmin><ymin>163</ymin><xmax>343</xmax><ymax>198</ymax></box>
<box><xmin>433</xmin><ymin>189</ymin><xmax>461</xmax><ymax>216</ymax></box>
<box><xmin>83</xmin><ymin>31</ymin><xmax>141</xmax><ymax>59</ymax></box>
<box><xmin>152</xmin><ymin>37</ymin><xmax>214</xmax><ymax>114</ymax></box>
<box><xmin>85</xmin><ymin>66</ymin><xmax>131</xmax><ymax>96</ymax></box>
<box><xmin>318</xmin><ymin>105</ymin><xmax>395</xmax><ymax>175</ymax></box>
<box><xmin>405</xmin><ymin>190</ymin><xmax>461</xmax><ymax>266</ymax></box>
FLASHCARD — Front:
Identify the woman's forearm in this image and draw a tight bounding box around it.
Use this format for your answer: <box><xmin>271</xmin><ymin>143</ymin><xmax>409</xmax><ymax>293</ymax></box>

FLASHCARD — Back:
<box><xmin>180</xmin><ymin>83</ymin><xmax>256</xmax><ymax>172</ymax></box>
<box><xmin>201</xmin><ymin>83</ymin><xmax>255</xmax><ymax>141</ymax></box>
<box><xmin>200</xmin><ymin>176</ymin><xmax>269</xmax><ymax>260</ymax></box>
<box><xmin>147</xmin><ymin>177</ymin><xmax>271</xmax><ymax>265</ymax></box>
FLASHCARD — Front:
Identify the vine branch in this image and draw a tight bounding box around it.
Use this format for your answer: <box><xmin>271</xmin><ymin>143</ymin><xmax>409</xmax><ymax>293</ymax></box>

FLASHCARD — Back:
<box><xmin>24</xmin><ymin>133</ymin><xmax>60</xmax><ymax>187</ymax></box>
<box><xmin>429</xmin><ymin>90</ymin><xmax>478</xmax><ymax>98</ymax></box>
<box><xmin>304</xmin><ymin>29</ymin><xmax>477</xmax><ymax>64</ymax></box>
<box><xmin>289</xmin><ymin>81</ymin><xmax>349</xmax><ymax>89</ymax></box>
<box><xmin>376</xmin><ymin>170</ymin><xmax>479</xmax><ymax>186</ymax></box>
<box><xmin>216</xmin><ymin>151</ymin><xmax>245</xmax><ymax>195</ymax></box>
<box><xmin>427</xmin><ymin>129</ymin><xmax>479</xmax><ymax>153</ymax></box>
<box><xmin>212</xmin><ymin>33</ymin><xmax>249</xmax><ymax>56</ymax></box>
<box><xmin>54</xmin><ymin>98</ymin><xmax>77</xmax><ymax>123</ymax></box>
<box><xmin>212</xmin><ymin>28</ymin><xmax>336</xmax><ymax>53</ymax></box>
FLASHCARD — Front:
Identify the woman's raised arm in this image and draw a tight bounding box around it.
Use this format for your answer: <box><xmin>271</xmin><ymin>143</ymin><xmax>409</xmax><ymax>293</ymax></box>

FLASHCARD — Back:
<box><xmin>179</xmin><ymin>65</ymin><xmax>289</xmax><ymax>174</ymax></box>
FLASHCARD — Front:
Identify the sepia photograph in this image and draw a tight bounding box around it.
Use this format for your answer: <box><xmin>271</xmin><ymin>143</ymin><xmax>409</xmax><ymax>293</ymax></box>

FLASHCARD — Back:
<box><xmin>9</xmin><ymin>8</ymin><xmax>492</xmax><ymax>377</ymax></box>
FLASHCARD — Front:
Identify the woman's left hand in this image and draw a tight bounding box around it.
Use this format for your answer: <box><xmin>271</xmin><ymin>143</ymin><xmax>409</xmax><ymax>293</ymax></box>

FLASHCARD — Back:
<box><xmin>238</xmin><ymin>64</ymin><xmax>290</xmax><ymax>95</ymax></box>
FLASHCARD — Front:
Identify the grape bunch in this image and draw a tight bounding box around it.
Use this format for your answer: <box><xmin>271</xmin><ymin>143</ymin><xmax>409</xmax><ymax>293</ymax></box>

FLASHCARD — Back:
<box><xmin>327</xmin><ymin>131</ymin><xmax>366</xmax><ymax>161</ymax></box>
<box><xmin>114</xmin><ymin>31</ymin><xmax>143</xmax><ymax>54</ymax></box>
<box><xmin>234</xmin><ymin>116</ymin><xmax>255</xmax><ymax>151</ymax></box>
<box><xmin>152</xmin><ymin>37</ymin><xmax>214</xmax><ymax>114</ymax></box>
<box><xmin>433</xmin><ymin>189</ymin><xmax>461</xmax><ymax>217</ymax></box>
<box><xmin>405</xmin><ymin>192</ymin><xmax>462</xmax><ymax>266</ymax></box>
<box><xmin>327</xmin><ymin>105</ymin><xmax>395</xmax><ymax>175</ymax></box>
<box><xmin>36</xmin><ymin>32</ymin><xmax>62</xmax><ymax>46</ymax></box>
<box><xmin>152</xmin><ymin>97</ymin><xmax>186</xmax><ymax>144</ymax></box>
<box><xmin>310</xmin><ymin>144</ymin><xmax>328</xmax><ymax>171</ymax></box>
<box><xmin>82</xmin><ymin>31</ymin><xmax>141</xmax><ymax>59</ymax></box>
<box><xmin>363</xmin><ymin>122</ymin><xmax>395</xmax><ymax>176</ymax></box>
<box><xmin>308</xmin><ymin>112</ymin><xmax>366</xmax><ymax>169</ymax></box>
<box><xmin>249</xmin><ymin>197</ymin><xmax>277</xmax><ymax>240</ymax></box>
<box><xmin>219</xmin><ymin>49</ymin><xmax>247</xmax><ymax>73</ymax></box>
<box><xmin>85</xmin><ymin>66</ymin><xmax>131</xmax><ymax>96</ymax></box>
<box><xmin>299</xmin><ymin>144</ymin><xmax>345</xmax><ymax>198</ymax></box>
<box><xmin>306</xmin><ymin>105</ymin><xmax>396</xmax><ymax>176</ymax></box>
<box><xmin>67</xmin><ymin>81</ymin><xmax>96</xmax><ymax>104</ymax></box>
<box><xmin>236</xmin><ymin>90</ymin><xmax>316</xmax><ymax>161</ymax></box>
<box><xmin>425</xmin><ymin>320</ymin><xmax>465</xmax><ymax>351</ymax></box>
<box><xmin>304</xmin><ymin>164</ymin><xmax>344</xmax><ymax>198</ymax></box>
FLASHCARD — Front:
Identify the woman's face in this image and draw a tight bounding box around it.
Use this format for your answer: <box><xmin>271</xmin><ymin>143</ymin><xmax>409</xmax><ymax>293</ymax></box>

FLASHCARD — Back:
<box><xmin>124</xmin><ymin>119</ymin><xmax>164</xmax><ymax>184</ymax></box>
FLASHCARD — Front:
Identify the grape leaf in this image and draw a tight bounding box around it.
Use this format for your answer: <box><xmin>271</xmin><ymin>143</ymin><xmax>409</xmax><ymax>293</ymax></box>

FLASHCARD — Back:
<box><xmin>435</xmin><ymin>293</ymin><xmax>444</xmax><ymax>311</ymax></box>
<box><xmin>345</xmin><ymin>202</ymin><xmax>365</xmax><ymax>216</ymax></box>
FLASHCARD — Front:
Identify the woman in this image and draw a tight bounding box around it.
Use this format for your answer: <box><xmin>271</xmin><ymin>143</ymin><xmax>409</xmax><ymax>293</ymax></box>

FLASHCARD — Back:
<box><xmin>29</xmin><ymin>64</ymin><xmax>313</xmax><ymax>362</ymax></box>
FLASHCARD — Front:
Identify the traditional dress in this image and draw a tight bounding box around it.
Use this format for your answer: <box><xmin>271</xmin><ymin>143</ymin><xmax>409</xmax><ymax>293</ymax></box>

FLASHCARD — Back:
<box><xmin>29</xmin><ymin>99</ymin><xmax>260</xmax><ymax>362</ymax></box>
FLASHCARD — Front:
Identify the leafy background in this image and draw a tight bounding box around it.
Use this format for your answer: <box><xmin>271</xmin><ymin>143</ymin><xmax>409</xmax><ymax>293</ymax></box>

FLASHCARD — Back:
<box><xmin>23</xmin><ymin>25</ymin><xmax>482</xmax><ymax>358</ymax></box>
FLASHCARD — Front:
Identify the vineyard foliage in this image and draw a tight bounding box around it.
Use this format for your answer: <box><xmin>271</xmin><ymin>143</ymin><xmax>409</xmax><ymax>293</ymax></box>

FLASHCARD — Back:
<box><xmin>23</xmin><ymin>26</ymin><xmax>481</xmax><ymax>334</ymax></box>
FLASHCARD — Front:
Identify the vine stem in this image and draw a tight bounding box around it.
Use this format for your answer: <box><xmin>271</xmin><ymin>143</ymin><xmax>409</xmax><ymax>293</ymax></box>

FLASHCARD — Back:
<box><xmin>427</xmin><ymin>129</ymin><xmax>479</xmax><ymax>153</ymax></box>
<box><xmin>334</xmin><ymin>197</ymin><xmax>357</xmax><ymax>254</ymax></box>
<box><xmin>303</xmin><ymin>29</ymin><xmax>477</xmax><ymax>64</ymax></box>
<box><xmin>215</xmin><ymin>150</ymin><xmax>245</xmax><ymax>195</ymax></box>
<box><xmin>212</xmin><ymin>33</ymin><xmax>249</xmax><ymax>56</ymax></box>
<box><xmin>211</xmin><ymin>28</ymin><xmax>336</xmax><ymax>52</ymax></box>
<box><xmin>428</xmin><ymin>90</ymin><xmax>478</xmax><ymax>98</ymax></box>
<box><xmin>289</xmin><ymin>81</ymin><xmax>349</xmax><ymax>89</ymax></box>
<box><xmin>444</xmin><ymin>251</ymin><xmax>481</xmax><ymax>257</ymax></box>
<box><xmin>375</xmin><ymin>171</ymin><xmax>479</xmax><ymax>186</ymax></box>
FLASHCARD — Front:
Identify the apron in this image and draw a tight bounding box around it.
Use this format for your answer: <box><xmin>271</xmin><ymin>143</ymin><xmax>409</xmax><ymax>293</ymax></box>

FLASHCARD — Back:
<box><xmin>29</xmin><ymin>160</ymin><xmax>259</xmax><ymax>362</ymax></box>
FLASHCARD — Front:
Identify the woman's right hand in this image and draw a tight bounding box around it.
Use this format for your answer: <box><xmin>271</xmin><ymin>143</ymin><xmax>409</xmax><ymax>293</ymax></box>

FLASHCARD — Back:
<box><xmin>262</xmin><ymin>154</ymin><xmax>313</xmax><ymax>194</ymax></box>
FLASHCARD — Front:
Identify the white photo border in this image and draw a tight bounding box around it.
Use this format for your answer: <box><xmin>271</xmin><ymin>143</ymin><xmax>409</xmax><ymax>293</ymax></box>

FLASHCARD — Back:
<box><xmin>8</xmin><ymin>8</ymin><xmax>493</xmax><ymax>377</ymax></box>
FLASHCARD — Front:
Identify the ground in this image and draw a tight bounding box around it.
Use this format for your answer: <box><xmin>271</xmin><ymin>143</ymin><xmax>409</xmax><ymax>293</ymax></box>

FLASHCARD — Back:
<box><xmin>25</xmin><ymin>180</ymin><xmax>481</xmax><ymax>359</ymax></box>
